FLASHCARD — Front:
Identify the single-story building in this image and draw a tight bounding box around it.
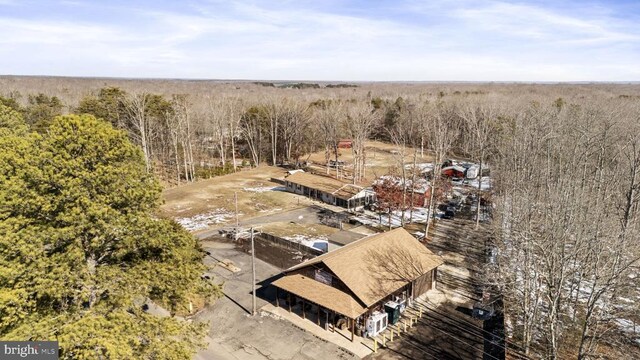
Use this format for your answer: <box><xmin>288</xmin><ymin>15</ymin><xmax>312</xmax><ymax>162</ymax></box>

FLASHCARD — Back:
<box><xmin>337</xmin><ymin>139</ymin><xmax>353</xmax><ymax>149</ymax></box>
<box><xmin>442</xmin><ymin>165</ymin><xmax>467</xmax><ymax>178</ymax></box>
<box><xmin>284</xmin><ymin>172</ymin><xmax>375</xmax><ymax>210</ymax></box>
<box><xmin>271</xmin><ymin>227</ymin><xmax>444</xmax><ymax>341</ymax></box>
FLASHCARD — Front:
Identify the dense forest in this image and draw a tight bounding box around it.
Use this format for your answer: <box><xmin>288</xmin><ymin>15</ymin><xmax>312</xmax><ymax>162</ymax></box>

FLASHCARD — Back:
<box><xmin>1</xmin><ymin>76</ymin><xmax>639</xmax><ymax>359</ymax></box>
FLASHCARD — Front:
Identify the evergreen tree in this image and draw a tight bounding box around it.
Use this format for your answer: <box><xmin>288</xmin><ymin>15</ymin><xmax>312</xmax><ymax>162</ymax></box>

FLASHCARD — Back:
<box><xmin>0</xmin><ymin>113</ymin><xmax>218</xmax><ymax>359</ymax></box>
<box><xmin>0</xmin><ymin>95</ymin><xmax>23</xmax><ymax>114</ymax></box>
<box><xmin>24</xmin><ymin>93</ymin><xmax>64</xmax><ymax>131</ymax></box>
<box><xmin>0</xmin><ymin>103</ymin><xmax>28</xmax><ymax>134</ymax></box>
<box><xmin>76</xmin><ymin>87</ymin><xmax>128</xmax><ymax>128</ymax></box>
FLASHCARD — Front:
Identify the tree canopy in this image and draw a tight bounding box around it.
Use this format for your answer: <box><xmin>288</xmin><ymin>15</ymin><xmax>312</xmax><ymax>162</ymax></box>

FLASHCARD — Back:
<box><xmin>24</xmin><ymin>93</ymin><xmax>64</xmax><ymax>131</ymax></box>
<box><xmin>0</xmin><ymin>112</ymin><xmax>218</xmax><ymax>359</ymax></box>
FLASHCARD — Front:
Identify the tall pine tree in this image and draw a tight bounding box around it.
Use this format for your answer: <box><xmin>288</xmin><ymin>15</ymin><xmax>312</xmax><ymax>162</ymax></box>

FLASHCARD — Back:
<box><xmin>0</xmin><ymin>107</ymin><xmax>219</xmax><ymax>359</ymax></box>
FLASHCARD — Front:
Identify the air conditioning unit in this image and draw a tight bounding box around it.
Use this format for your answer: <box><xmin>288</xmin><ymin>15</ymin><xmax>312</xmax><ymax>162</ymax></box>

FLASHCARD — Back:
<box><xmin>366</xmin><ymin>311</ymin><xmax>388</xmax><ymax>337</ymax></box>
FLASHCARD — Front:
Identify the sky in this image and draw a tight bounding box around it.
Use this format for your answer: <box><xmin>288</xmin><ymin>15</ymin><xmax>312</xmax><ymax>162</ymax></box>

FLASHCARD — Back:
<box><xmin>0</xmin><ymin>0</ymin><xmax>639</xmax><ymax>81</ymax></box>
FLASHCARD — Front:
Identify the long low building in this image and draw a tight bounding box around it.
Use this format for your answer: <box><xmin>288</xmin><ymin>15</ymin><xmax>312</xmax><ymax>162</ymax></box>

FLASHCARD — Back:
<box><xmin>284</xmin><ymin>171</ymin><xmax>375</xmax><ymax>210</ymax></box>
<box><xmin>271</xmin><ymin>227</ymin><xmax>444</xmax><ymax>341</ymax></box>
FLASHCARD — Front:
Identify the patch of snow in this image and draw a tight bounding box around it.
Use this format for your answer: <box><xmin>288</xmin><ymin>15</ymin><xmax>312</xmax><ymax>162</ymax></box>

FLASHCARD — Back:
<box><xmin>284</xmin><ymin>234</ymin><xmax>329</xmax><ymax>252</ymax></box>
<box><xmin>466</xmin><ymin>176</ymin><xmax>492</xmax><ymax>191</ymax></box>
<box><xmin>353</xmin><ymin>207</ymin><xmax>434</xmax><ymax>229</ymax></box>
<box><xmin>243</xmin><ymin>186</ymin><xmax>286</xmax><ymax>193</ymax></box>
<box><xmin>259</xmin><ymin>207</ymin><xmax>283</xmax><ymax>213</ymax></box>
<box><xmin>405</xmin><ymin>163</ymin><xmax>434</xmax><ymax>173</ymax></box>
<box><xmin>613</xmin><ymin>318</ymin><xmax>639</xmax><ymax>342</ymax></box>
<box><xmin>176</xmin><ymin>208</ymin><xmax>236</xmax><ymax>231</ymax></box>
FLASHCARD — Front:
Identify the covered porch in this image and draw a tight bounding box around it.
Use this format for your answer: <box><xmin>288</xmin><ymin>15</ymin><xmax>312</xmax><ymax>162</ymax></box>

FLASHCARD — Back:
<box><xmin>272</xmin><ymin>274</ymin><xmax>366</xmax><ymax>342</ymax></box>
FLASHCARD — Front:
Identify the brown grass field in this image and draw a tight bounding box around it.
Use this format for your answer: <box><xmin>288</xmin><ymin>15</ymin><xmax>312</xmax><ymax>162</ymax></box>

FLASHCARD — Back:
<box><xmin>160</xmin><ymin>165</ymin><xmax>307</xmax><ymax>220</ymax></box>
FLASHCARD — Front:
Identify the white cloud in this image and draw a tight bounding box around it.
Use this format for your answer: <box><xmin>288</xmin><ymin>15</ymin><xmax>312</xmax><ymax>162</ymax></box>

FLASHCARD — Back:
<box><xmin>0</xmin><ymin>18</ymin><xmax>123</xmax><ymax>45</ymax></box>
<box><xmin>0</xmin><ymin>0</ymin><xmax>637</xmax><ymax>81</ymax></box>
<box><xmin>452</xmin><ymin>2</ymin><xmax>640</xmax><ymax>45</ymax></box>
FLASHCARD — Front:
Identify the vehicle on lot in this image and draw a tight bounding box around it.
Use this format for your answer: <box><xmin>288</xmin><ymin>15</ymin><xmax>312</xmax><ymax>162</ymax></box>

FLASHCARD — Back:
<box><xmin>442</xmin><ymin>210</ymin><xmax>455</xmax><ymax>219</ymax></box>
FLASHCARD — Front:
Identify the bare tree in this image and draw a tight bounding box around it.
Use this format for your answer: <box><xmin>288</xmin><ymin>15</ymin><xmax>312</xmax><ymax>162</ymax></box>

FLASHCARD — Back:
<box><xmin>388</xmin><ymin>102</ymin><xmax>421</xmax><ymax>224</ymax></box>
<box><xmin>459</xmin><ymin>102</ymin><xmax>497</xmax><ymax>228</ymax></box>
<box><xmin>174</xmin><ymin>94</ymin><xmax>195</xmax><ymax>181</ymax></box>
<box><xmin>314</xmin><ymin>101</ymin><xmax>344</xmax><ymax>176</ymax></box>
<box><xmin>346</xmin><ymin>102</ymin><xmax>379</xmax><ymax>183</ymax></box>
<box><xmin>279</xmin><ymin>99</ymin><xmax>311</xmax><ymax>165</ymax></box>
<box><xmin>122</xmin><ymin>92</ymin><xmax>152</xmax><ymax>171</ymax></box>
<box><xmin>423</xmin><ymin>101</ymin><xmax>459</xmax><ymax>236</ymax></box>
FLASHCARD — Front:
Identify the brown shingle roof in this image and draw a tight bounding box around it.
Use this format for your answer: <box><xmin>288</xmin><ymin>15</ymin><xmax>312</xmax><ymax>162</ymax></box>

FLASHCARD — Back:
<box><xmin>272</xmin><ymin>274</ymin><xmax>367</xmax><ymax>319</ymax></box>
<box><xmin>286</xmin><ymin>228</ymin><xmax>444</xmax><ymax>307</ymax></box>
<box><xmin>327</xmin><ymin>230</ymin><xmax>367</xmax><ymax>246</ymax></box>
<box><xmin>285</xmin><ymin>172</ymin><xmax>364</xmax><ymax>200</ymax></box>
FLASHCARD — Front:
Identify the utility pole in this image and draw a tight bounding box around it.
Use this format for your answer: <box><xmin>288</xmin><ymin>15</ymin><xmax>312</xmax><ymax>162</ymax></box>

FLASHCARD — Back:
<box><xmin>250</xmin><ymin>227</ymin><xmax>257</xmax><ymax>316</ymax></box>
<box><xmin>234</xmin><ymin>192</ymin><xmax>239</xmax><ymax>241</ymax></box>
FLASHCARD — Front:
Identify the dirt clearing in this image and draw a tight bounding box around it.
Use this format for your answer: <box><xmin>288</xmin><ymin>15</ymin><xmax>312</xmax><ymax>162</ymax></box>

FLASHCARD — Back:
<box><xmin>160</xmin><ymin>166</ymin><xmax>314</xmax><ymax>226</ymax></box>
<box><xmin>306</xmin><ymin>140</ymin><xmax>435</xmax><ymax>182</ymax></box>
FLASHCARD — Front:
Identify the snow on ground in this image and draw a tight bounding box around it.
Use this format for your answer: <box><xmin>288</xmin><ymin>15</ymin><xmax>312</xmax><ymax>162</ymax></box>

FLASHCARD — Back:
<box><xmin>467</xmin><ymin>176</ymin><xmax>492</xmax><ymax>191</ymax></box>
<box><xmin>243</xmin><ymin>186</ymin><xmax>286</xmax><ymax>193</ymax></box>
<box><xmin>284</xmin><ymin>234</ymin><xmax>329</xmax><ymax>252</ymax></box>
<box><xmin>375</xmin><ymin>175</ymin><xmax>430</xmax><ymax>191</ymax></box>
<box><xmin>259</xmin><ymin>207</ymin><xmax>283</xmax><ymax>213</ymax></box>
<box><xmin>613</xmin><ymin>318</ymin><xmax>640</xmax><ymax>345</ymax></box>
<box><xmin>353</xmin><ymin>207</ymin><xmax>436</xmax><ymax>229</ymax></box>
<box><xmin>405</xmin><ymin>162</ymin><xmax>434</xmax><ymax>173</ymax></box>
<box><xmin>452</xmin><ymin>176</ymin><xmax>492</xmax><ymax>191</ymax></box>
<box><xmin>559</xmin><ymin>270</ymin><xmax>640</xmax><ymax>345</ymax></box>
<box><xmin>176</xmin><ymin>208</ymin><xmax>237</xmax><ymax>231</ymax></box>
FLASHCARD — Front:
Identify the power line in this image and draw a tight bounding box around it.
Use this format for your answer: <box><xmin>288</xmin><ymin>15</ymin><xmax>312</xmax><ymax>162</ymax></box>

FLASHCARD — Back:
<box><xmin>416</xmin><ymin>299</ymin><xmax>530</xmax><ymax>359</ymax></box>
<box><xmin>395</xmin><ymin>314</ymin><xmax>503</xmax><ymax>360</ymax></box>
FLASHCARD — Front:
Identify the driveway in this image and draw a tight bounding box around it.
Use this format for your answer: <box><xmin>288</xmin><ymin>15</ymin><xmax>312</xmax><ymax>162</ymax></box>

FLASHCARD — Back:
<box><xmin>194</xmin><ymin>240</ymin><xmax>357</xmax><ymax>360</ymax></box>
<box><xmin>196</xmin><ymin>205</ymin><xmax>339</xmax><ymax>240</ymax></box>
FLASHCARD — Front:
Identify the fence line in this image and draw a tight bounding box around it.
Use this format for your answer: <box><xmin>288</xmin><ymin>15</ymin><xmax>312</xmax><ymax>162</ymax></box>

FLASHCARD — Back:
<box><xmin>256</xmin><ymin>232</ymin><xmax>324</xmax><ymax>257</ymax></box>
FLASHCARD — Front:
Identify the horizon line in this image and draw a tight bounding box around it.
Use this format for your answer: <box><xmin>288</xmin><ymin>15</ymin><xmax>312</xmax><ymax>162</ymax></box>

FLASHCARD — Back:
<box><xmin>1</xmin><ymin>74</ymin><xmax>639</xmax><ymax>85</ymax></box>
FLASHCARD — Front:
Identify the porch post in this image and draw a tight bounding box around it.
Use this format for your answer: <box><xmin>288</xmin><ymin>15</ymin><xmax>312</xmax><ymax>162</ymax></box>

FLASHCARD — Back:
<box><xmin>288</xmin><ymin>293</ymin><xmax>292</xmax><ymax>312</ymax></box>
<box><xmin>432</xmin><ymin>268</ymin><xmax>437</xmax><ymax>290</ymax></box>
<box><xmin>326</xmin><ymin>311</ymin><xmax>329</xmax><ymax>330</ymax></box>
<box><xmin>317</xmin><ymin>305</ymin><xmax>320</xmax><ymax>326</ymax></box>
<box><xmin>351</xmin><ymin>318</ymin><xmax>355</xmax><ymax>342</ymax></box>
<box><xmin>331</xmin><ymin>311</ymin><xmax>335</xmax><ymax>332</ymax></box>
<box><xmin>302</xmin><ymin>299</ymin><xmax>306</xmax><ymax>319</ymax></box>
<box><xmin>276</xmin><ymin>288</ymin><xmax>279</xmax><ymax>307</ymax></box>
<box><xmin>411</xmin><ymin>280</ymin><xmax>415</xmax><ymax>300</ymax></box>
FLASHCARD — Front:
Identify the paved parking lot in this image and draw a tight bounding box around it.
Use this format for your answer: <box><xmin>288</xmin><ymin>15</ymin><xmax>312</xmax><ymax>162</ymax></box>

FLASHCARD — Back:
<box><xmin>196</xmin><ymin>205</ymin><xmax>341</xmax><ymax>240</ymax></box>
<box><xmin>194</xmin><ymin>240</ymin><xmax>357</xmax><ymax>360</ymax></box>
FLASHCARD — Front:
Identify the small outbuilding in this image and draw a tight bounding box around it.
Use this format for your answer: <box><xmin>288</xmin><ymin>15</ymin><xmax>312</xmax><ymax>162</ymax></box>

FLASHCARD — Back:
<box><xmin>337</xmin><ymin>139</ymin><xmax>353</xmax><ymax>149</ymax></box>
<box><xmin>271</xmin><ymin>228</ymin><xmax>444</xmax><ymax>341</ymax></box>
<box><xmin>442</xmin><ymin>165</ymin><xmax>466</xmax><ymax>178</ymax></box>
